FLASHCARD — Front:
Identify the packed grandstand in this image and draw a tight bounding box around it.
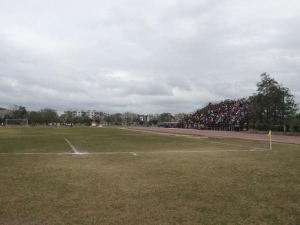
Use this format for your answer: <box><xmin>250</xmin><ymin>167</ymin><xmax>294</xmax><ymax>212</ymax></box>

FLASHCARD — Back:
<box><xmin>179</xmin><ymin>98</ymin><xmax>251</xmax><ymax>131</ymax></box>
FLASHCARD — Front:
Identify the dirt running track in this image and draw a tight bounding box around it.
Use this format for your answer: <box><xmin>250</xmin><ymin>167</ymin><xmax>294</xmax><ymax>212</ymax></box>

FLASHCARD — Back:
<box><xmin>126</xmin><ymin>127</ymin><xmax>300</xmax><ymax>145</ymax></box>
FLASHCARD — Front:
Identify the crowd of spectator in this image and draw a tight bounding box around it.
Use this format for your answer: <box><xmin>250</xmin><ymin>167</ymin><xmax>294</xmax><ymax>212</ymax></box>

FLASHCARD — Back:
<box><xmin>180</xmin><ymin>98</ymin><xmax>251</xmax><ymax>130</ymax></box>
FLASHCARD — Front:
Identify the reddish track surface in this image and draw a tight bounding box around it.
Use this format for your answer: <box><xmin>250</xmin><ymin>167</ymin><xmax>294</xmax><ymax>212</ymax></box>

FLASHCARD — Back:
<box><xmin>126</xmin><ymin>127</ymin><xmax>300</xmax><ymax>145</ymax></box>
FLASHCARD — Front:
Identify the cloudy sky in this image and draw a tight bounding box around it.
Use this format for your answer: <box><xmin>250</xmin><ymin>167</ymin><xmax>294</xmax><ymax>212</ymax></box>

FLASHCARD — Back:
<box><xmin>1</xmin><ymin>0</ymin><xmax>300</xmax><ymax>114</ymax></box>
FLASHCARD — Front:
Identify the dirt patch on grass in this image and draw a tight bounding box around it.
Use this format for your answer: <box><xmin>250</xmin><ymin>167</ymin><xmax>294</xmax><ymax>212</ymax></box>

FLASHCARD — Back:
<box><xmin>121</xmin><ymin>128</ymin><xmax>209</xmax><ymax>139</ymax></box>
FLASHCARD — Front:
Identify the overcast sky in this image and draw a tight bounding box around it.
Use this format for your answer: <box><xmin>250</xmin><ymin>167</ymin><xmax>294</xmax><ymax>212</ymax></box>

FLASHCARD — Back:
<box><xmin>1</xmin><ymin>0</ymin><xmax>300</xmax><ymax>114</ymax></box>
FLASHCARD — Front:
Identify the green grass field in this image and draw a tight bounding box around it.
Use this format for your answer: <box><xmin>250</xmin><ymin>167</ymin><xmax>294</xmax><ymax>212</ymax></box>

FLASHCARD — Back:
<box><xmin>0</xmin><ymin>126</ymin><xmax>300</xmax><ymax>225</ymax></box>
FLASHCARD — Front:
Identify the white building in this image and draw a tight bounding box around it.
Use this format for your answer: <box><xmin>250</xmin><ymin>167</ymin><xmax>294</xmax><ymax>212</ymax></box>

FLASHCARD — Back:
<box><xmin>64</xmin><ymin>109</ymin><xmax>106</xmax><ymax>120</ymax></box>
<box><xmin>71</xmin><ymin>110</ymin><xmax>84</xmax><ymax>117</ymax></box>
<box><xmin>86</xmin><ymin>110</ymin><xmax>96</xmax><ymax>119</ymax></box>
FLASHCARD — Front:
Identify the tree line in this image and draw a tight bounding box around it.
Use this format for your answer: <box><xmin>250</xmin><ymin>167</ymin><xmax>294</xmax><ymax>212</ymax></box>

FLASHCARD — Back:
<box><xmin>0</xmin><ymin>107</ymin><xmax>176</xmax><ymax>126</ymax></box>
<box><xmin>249</xmin><ymin>73</ymin><xmax>299</xmax><ymax>132</ymax></box>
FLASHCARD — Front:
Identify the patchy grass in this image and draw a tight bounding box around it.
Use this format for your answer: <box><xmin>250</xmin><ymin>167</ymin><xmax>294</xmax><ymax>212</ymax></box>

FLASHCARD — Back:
<box><xmin>0</xmin><ymin>126</ymin><xmax>300</xmax><ymax>224</ymax></box>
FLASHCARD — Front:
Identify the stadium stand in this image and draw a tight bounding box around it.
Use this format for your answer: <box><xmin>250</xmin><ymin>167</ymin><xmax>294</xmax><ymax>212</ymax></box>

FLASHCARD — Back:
<box><xmin>180</xmin><ymin>98</ymin><xmax>251</xmax><ymax>131</ymax></box>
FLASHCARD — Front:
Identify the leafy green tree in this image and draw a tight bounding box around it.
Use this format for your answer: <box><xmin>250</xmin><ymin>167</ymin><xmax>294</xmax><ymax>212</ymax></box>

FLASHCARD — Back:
<box><xmin>82</xmin><ymin>115</ymin><xmax>92</xmax><ymax>125</ymax></box>
<box><xmin>159</xmin><ymin>113</ymin><xmax>174</xmax><ymax>122</ymax></box>
<box><xmin>73</xmin><ymin>116</ymin><xmax>83</xmax><ymax>124</ymax></box>
<box><xmin>10</xmin><ymin>105</ymin><xmax>27</xmax><ymax>119</ymax></box>
<box><xmin>133</xmin><ymin>117</ymin><xmax>141</xmax><ymax>124</ymax></box>
<box><xmin>73</xmin><ymin>115</ymin><xmax>91</xmax><ymax>125</ymax></box>
<box><xmin>40</xmin><ymin>108</ymin><xmax>59</xmax><ymax>124</ymax></box>
<box><xmin>249</xmin><ymin>73</ymin><xmax>298</xmax><ymax>131</ymax></box>
<box><xmin>59</xmin><ymin>113</ymin><xmax>67</xmax><ymax>123</ymax></box>
<box><xmin>104</xmin><ymin>113</ymin><xmax>122</xmax><ymax>125</ymax></box>
<box><xmin>27</xmin><ymin>111</ymin><xmax>42</xmax><ymax>124</ymax></box>
<box><xmin>291</xmin><ymin>113</ymin><xmax>300</xmax><ymax>132</ymax></box>
<box><xmin>104</xmin><ymin>115</ymin><xmax>111</xmax><ymax>124</ymax></box>
<box><xmin>149</xmin><ymin>119</ymin><xmax>158</xmax><ymax>126</ymax></box>
<box><xmin>63</xmin><ymin>111</ymin><xmax>73</xmax><ymax>124</ymax></box>
<box><xmin>113</xmin><ymin>113</ymin><xmax>122</xmax><ymax>125</ymax></box>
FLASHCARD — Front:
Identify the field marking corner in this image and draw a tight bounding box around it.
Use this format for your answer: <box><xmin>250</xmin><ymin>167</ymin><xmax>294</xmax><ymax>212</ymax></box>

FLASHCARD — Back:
<box><xmin>64</xmin><ymin>137</ymin><xmax>79</xmax><ymax>154</ymax></box>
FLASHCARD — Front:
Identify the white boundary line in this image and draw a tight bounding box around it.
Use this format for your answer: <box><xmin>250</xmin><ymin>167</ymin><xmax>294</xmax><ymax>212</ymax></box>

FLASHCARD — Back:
<box><xmin>204</xmin><ymin>140</ymin><xmax>268</xmax><ymax>150</ymax></box>
<box><xmin>122</xmin><ymin>128</ymin><xmax>270</xmax><ymax>151</ymax></box>
<box><xmin>0</xmin><ymin>148</ymin><xmax>270</xmax><ymax>155</ymax></box>
<box><xmin>64</xmin><ymin>138</ymin><xmax>79</xmax><ymax>154</ymax></box>
<box><xmin>135</xmin><ymin>149</ymin><xmax>269</xmax><ymax>154</ymax></box>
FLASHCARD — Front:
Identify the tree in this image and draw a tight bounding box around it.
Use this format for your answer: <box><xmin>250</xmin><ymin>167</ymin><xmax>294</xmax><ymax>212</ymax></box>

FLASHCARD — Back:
<box><xmin>104</xmin><ymin>113</ymin><xmax>122</xmax><ymax>125</ymax></box>
<box><xmin>73</xmin><ymin>116</ymin><xmax>83</xmax><ymax>124</ymax></box>
<box><xmin>132</xmin><ymin>117</ymin><xmax>141</xmax><ymax>125</ymax></box>
<box><xmin>113</xmin><ymin>113</ymin><xmax>123</xmax><ymax>125</ymax></box>
<box><xmin>10</xmin><ymin>105</ymin><xmax>27</xmax><ymax>119</ymax></box>
<box><xmin>249</xmin><ymin>73</ymin><xmax>298</xmax><ymax>131</ymax></box>
<box><xmin>27</xmin><ymin>111</ymin><xmax>42</xmax><ymax>124</ymax></box>
<box><xmin>159</xmin><ymin>113</ymin><xmax>174</xmax><ymax>122</ymax></box>
<box><xmin>63</xmin><ymin>111</ymin><xmax>73</xmax><ymax>124</ymax></box>
<box><xmin>73</xmin><ymin>115</ymin><xmax>91</xmax><ymax>125</ymax></box>
<box><xmin>149</xmin><ymin>119</ymin><xmax>158</xmax><ymax>126</ymax></box>
<box><xmin>82</xmin><ymin>115</ymin><xmax>92</xmax><ymax>125</ymax></box>
<box><xmin>291</xmin><ymin>112</ymin><xmax>300</xmax><ymax>132</ymax></box>
<box><xmin>39</xmin><ymin>108</ymin><xmax>59</xmax><ymax>124</ymax></box>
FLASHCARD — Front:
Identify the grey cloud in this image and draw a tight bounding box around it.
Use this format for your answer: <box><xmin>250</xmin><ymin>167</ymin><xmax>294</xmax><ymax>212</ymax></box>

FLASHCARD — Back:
<box><xmin>0</xmin><ymin>0</ymin><xmax>300</xmax><ymax>114</ymax></box>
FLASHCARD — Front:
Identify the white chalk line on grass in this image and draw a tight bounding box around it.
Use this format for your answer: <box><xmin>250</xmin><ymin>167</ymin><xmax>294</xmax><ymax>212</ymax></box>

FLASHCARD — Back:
<box><xmin>136</xmin><ymin>149</ymin><xmax>269</xmax><ymax>154</ymax></box>
<box><xmin>0</xmin><ymin>148</ymin><xmax>270</xmax><ymax>155</ymax></box>
<box><xmin>0</xmin><ymin>152</ymin><xmax>137</xmax><ymax>155</ymax></box>
<box><xmin>64</xmin><ymin>137</ymin><xmax>79</xmax><ymax>154</ymax></box>
<box><xmin>205</xmin><ymin>140</ymin><xmax>268</xmax><ymax>151</ymax></box>
<box><xmin>64</xmin><ymin>136</ymin><xmax>137</xmax><ymax>156</ymax></box>
<box><xmin>0</xmin><ymin>152</ymin><xmax>138</xmax><ymax>155</ymax></box>
<box><xmin>123</xmin><ymin>128</ymin><xmax>268</xmax><ymax>151</ymax></box>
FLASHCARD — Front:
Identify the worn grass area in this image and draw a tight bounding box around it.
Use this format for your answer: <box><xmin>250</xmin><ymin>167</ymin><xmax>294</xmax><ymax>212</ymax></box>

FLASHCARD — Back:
<box><xmin>0</xmin><ymin>126</ymin><xmax>300</xmax><ymax>224</ymax></box>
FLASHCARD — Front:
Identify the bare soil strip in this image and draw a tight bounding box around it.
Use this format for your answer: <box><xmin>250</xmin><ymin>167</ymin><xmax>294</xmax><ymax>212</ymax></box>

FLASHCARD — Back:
<box><xmin>124</xmin><ymin>127</ymin><xmax>300</xmax><ymax>145</ymax></box>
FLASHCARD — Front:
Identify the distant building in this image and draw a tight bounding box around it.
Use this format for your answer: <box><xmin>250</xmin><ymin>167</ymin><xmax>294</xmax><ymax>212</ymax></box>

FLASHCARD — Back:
<box><xmin>72</xmin><ymin>109</ymin><xmax>84</xmax><ymax>117</ymax></box>
<box><xmin>86</xmin><ymin>110</ymin><xmax>96</xmax><ymax>118</ymax></box>
<box><xmin>139</xmin><ymin>115</ymin><xmax>150</xmax><ymax>123</ymax></box>
<box><xmin>64</xmin><ymin>109</ymin><xmax>107</xmax><ymax>119</ymax></box>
